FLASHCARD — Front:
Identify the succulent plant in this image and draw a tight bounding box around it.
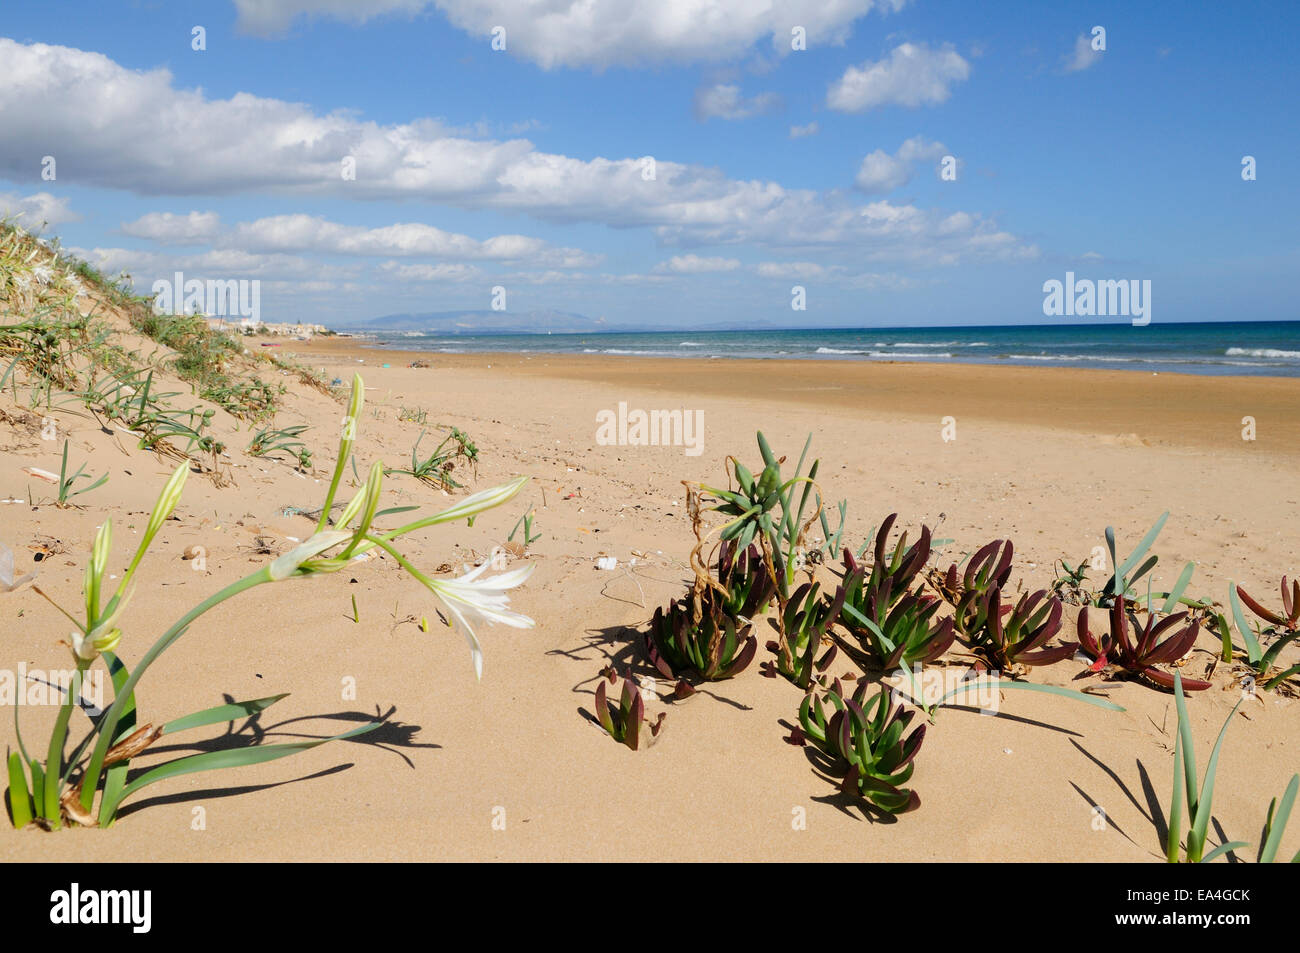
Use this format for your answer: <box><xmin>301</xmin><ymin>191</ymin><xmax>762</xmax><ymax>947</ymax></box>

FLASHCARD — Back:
<box><xmin>1077</xmin><ymin>597</ymin><xmax>1209</xmax><ymax>690</ymax></box>
<box><xmin>765</xmin><ymin>580</ymin><xmax>841</xmax><ymax>688</ymax></box>
<box><xmin>837</xmin><ymin>562</ymin><xmax>955</xmax><ymax>670</ymax></box>
<box><xmin>648</xmin><ymin>592</ymin><xmax>757</xmax><ymax>682</ymax></box>
<box><xmin>962</xmin><ymin>587</ymin><xmax>1075</xmax><ymax>671</ymax></box>
<box><xmin>858</xmin><ymin>514</ymin><xmax>932</xmax><ymax>597</ymax></box>
<box><xmin>715</xmin><ymin>540</ymin><xmax>777</xmax><ymax>619</ymax></box>
<box><xmin>1236</xmin><ymin>576</ymin><xmax>1300</xmax><ymax>631</ymax></box>
<box><xmin>593</xmin><ymin>671</ymin><xmax>663</xmax><ymax>750</ymax></box>
<box><xmin>792</xmin><ymin>679</ymin><xmax>924</xmax><ymax>814</ymax></box>
<box><xmin>1227</xmin><ymin>579</ymin><xmax>1300</xmax><ymax>690</ymax></box>
<box><xmin>933</xmin><ymin>539</ymin><xmax>1014</xmax><ymax>636</ymax></box>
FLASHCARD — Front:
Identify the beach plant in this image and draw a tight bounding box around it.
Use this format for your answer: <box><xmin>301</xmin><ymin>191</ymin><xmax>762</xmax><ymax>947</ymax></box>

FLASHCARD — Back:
<box><xmin>962</xmin><ymin>588</ymin><xmax>1075</xmax><ymax>672</ymax></box>
<box><xmin>792</xmin><ymin>679</ymin><xmax>924</xmax><ymax>814</ymax></box>
<box><xmin>54</xmin><ymin>438</ymin><xmax>108</xmax><ymax>505</ymax></box>
<box><xmin>701</xmin><ymin>432</ymin><xmax>820</xmax><ymax>600</ymax></box>
<box><xmin>715</xmin><ymin>541</ymin><xmax>776</xmax><ymax>619</ymax></box>
<box><xmin>1077</xmin><ymin>597</ymin><xmax>1209</xmax><ymax>691</ymax></box>
<box><xmin>507</xmin><ymin>507</ymin><xmax>542</xmax><ymax>546</ymax></box>
<box><xmin>836</xmin><ymin>561</ymin><xmax>955</xmax><ymax>670</ymax></box>
<box><xmin>1258</xmin><ymin>774</ymin><xmax>1299</xmax><ymax>863</ymax></box>
<box><xmin>247</xmin><ymin>423</ymin><xmax>312</xmax><ymax>470</ymax></box>
<box><xmin>592</xmin><ymin>671</ymin><xmax>662</xmax><ymax>751</ymax></box>
<box><xmin>1101</xmin><ymin>512</ymin><xmax>1167</xmax><ymax>603</ymax></box>
<box><xmin>766</xmin><ymin>580</ymin><xmax>842</xmax><ymax>688</ymax></box>
<box><xmin>932</xmin><ymin>539</ymin><xmax>1014</xmax><ymax>636</ymax></box>
<box><xmin>4</xmin><ymin>374</ymin><xmax>533</xmax><ymax>830</ymax></box>
<box><xmin>387</xmin><ymin>426</ymin><xmax>479</xmax><ymax>490</ymax></box>
<box><xmin>1165</xmin><ymin>670</ymin><xmax>1247</xmax><ymax>863</ymax></box>
<box><xmin>647</xmin><ymin>592</ymin><xmax>757</xmax><ymax>682</ymax></box>
<box><xmin>1228</xmin><ymin>579</ymin><xmax>1300</xmax><ymax>690</ymax></box>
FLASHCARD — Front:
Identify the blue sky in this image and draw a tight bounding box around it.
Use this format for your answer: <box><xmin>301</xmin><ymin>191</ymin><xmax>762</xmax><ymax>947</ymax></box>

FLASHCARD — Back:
<box><xmin>1</xmin><ymin>0</ymin><xmax>1296</xmax><ymax>329</ymax></box>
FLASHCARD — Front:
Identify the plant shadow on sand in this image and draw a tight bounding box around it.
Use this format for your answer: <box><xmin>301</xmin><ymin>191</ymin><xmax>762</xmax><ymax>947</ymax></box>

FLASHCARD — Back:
<box><xmin>561</xmin><ymin>623</ymin><xmax>753</xmax><ymax>734</ymax></box>
<box><xmin>1067</xmin><ymin>739</ymin><xmax>1244</xmax><ymax>862</ymax></box>
<box><xmin>81</xmin><ymin>702</ymin><xmax>438</xmax><ymax>821</ymax></box>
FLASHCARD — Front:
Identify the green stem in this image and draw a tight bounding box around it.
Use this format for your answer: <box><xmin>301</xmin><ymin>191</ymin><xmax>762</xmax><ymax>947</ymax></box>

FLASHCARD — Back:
<box><xmin>80</xmin><ymin>568</ymin><xmax>272</xmax><ymax>816</ymax></box>
<box><xmin>41</xmin><ymin>658</ymin><xmax>89</xmax><ymax>826</ymax></box>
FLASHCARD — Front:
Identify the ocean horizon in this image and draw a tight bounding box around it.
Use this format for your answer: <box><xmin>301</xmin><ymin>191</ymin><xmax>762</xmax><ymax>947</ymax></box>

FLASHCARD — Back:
<box><xmin>350</xmin><ymin>320</ymin><xmax>1300</xmax><ymax>378</ymax></box>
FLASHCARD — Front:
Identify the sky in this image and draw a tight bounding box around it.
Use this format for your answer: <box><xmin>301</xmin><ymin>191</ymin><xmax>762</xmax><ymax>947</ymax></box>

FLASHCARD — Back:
<box><xmin>0</xmin><ymin>0</ymin><xmax>1296</xmax><ymax>330</ymax></box>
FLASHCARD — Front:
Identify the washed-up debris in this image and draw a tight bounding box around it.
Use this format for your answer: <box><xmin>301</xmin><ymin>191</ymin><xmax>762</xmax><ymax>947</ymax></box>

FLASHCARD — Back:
<box><xmin>595</xmin><ymin>556</ymin><xmax>618</xmax><ymax>571</ymax></box>
<box><xmin>0</xmin><ymin>542</ymin><xmax>36</xmax><ymax>592</ymax></box>
<box><xmin>22</xmin><ymin>467</ymin><xmax>58</xmax><ymax>483</ymax></box>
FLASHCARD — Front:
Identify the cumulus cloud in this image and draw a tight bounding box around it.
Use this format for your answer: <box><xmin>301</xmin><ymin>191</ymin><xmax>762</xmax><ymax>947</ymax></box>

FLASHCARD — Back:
<box><xmin>0</xmin><ymin>191</ymin><xmax>80</xmax><ymax>229</ymax></box>
<box><xmin>0</xmin><ymin>39</ymin><xmax>1030</xmax><ymax>265</ymax></box>
<box><xmin>854</xmin><ymin>136</ymin><xmax>947</xmax><ymax>193</ymax></box>
<box><xmin>1064</xmin><ymin>33</ymin><xmax>1101</xmax><ymax>72</ymax></box>
<box><xmin>234</xmin><ymin>0</ymin><xmax>907</xmax><ymax>68</ymax></box>
<box><xmin>119</xmin><ymin>211</ymin><xmax>600</xmax><ymax>267</ymax></box>
<box><xmin>120</xmin><ymin>211</ymin><xmax>222</xmax><ymax>243</ymax></box>
<box><xmin>377</xmin><ymin>260</ymin><xmax>482</xmax><ymax>282</ymax></box>
<box><xmin>694</xmin><ymin>84</ymin><xmax>781</xmax><ymax>121</ymax></box>
<box><xmin>654</xmin><ymin>254</ymin><xmax>742</xmax><ymax>274</ymax></box>
<box><xmin>789</xmin><ymin>121</ymin><xmax>820</xmax><ymax>139</ymax></box>
<box><xmin>827</xmin><ymin>42</ymin><xmax>970</xmax><ymax>112</ymax></box>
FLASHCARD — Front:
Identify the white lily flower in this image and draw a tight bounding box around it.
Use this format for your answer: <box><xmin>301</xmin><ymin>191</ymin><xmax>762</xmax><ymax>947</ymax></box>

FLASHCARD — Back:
<box><xmin>268</xmin><ymin>530</ymin><xmax>353</xmax><ymax>581</ymax></box>
<box><xmin>426</xmin><ymin>561</ymin><xmax>535</xmax><ymax>679</ymax></box>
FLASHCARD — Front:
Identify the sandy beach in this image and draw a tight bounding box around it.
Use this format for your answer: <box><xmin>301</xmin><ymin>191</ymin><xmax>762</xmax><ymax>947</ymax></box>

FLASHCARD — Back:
<box><xmin>4</xmin><ymin>325</ymin><xmax>1297</xmax><ymax>862</ymax></box>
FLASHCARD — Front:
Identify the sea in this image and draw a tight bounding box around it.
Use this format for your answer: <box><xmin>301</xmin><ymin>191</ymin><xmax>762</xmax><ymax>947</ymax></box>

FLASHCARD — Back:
<box><xmin>352</xmin><ymin>321</ymin><xmax>1300</xmax><ymax>378</ymax></box>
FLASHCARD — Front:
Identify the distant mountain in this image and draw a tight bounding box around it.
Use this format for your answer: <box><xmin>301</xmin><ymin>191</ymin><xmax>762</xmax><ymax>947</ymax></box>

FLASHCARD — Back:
<box><xmin>348</xmin><ymin>309</ymin><xmax>608</xmax><ymax>335</ymax></box>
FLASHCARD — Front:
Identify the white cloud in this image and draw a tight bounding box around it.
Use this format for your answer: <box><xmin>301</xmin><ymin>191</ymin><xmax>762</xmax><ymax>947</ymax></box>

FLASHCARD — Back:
<box><xmin>694</xmin><ymin>84</ymin><xmax>781</xmax><ymax>121</ymax></box>
<box><xmin>0</xmin><ymin>39</ymin><xmax>1030</xmax><ymax>265</ymax></box>
<box><xmin>120</xmin><ymin>211</ymin><xmax>222</xmax><ymax>243</ymax></box>
<box><xmin>1065</xmin><ymin>34</ymin><xmax>1101</xmax><ymax>72</ymax></box>
<box><xmin>789</xmin><ymin>121</ymin><xmax>820</xmax><ymax>139</ymax></box>
<box><xmin>654</xmin><ymin>254</ymin><xmax>742</xmax><ymax>274</ymax></box>
<box><xmin>120</xmin><ymin>211</ymin><xmax>600</xmax><ymax>266</ymax></box>
<box><xmin>854</xmin><ymin>136</ymin><xmax>946</xmax><ymax>193</ymax></box>
<box><xmin>235</xmin><ymin>0</ymin><xmax>908</xmax><ymax>68</ymax></box>
<box><xmin>827</xmin><ymin>42</ymin><xmax>970</xmax><ymax>112</ymax></box>
<box><xmin>377</xmin><ymin>260</ymin><xmax>482</xmax><ymax>282</ymax></box>
<box><xmin>756</xmin><ymin>261</ymin><xmax>827</xmax><ymax>279</ymax></box>
<box><xmin>0</xmin><ymin>191</ymin><xmax>80</xmax><ymax>229</ymax></box>
<box><xmin>68</xmin><ymin>245</ymin><xmax>351</xmax><ymax>283</ymax></box>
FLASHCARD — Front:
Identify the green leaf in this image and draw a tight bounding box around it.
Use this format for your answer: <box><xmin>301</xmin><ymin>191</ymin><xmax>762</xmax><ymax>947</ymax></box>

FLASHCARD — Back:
<box><xmin>1174</xmin><ymin>671</ymin><xmax>1198</xmax><ymax>820</ymax></box>
<box><xmin>936</xmin><ymin>679</ymin><xmax>1126</xmax><ymax>712</ymax></box>
<box><xmin>1228</xmin><ymin>584</ymin><xmax>1263</xmax><ymax>665</ymax></box>
<box><xmin>1167</xmin><ymin>731</ymin><xmax>1184</xmax><ymax>862</ymax></box>
<box><xmin>162</xmin><ymin>694</ymin><xmax>291</xmax><ymax>735</ymax></box>
<box><xmin>1161</xmin><ymin>562</ymin><xmax>1196</xmax><ymax>615</ymax></box>
<box><xmin>6</xmin><ymin>752</ymin><xmax>32</xmax><ymax>829</ymax></box>
<box><xmin>1265</xmin><ymin>663</ymin><xmax>1300</xmax><ymax>692</ymax></box>
<box><xmin>99</xmin><ymin>722</ymin><xmax>380</xmax><ymax>822</ymax></box>
<box><xmin>28</xmin><ymin>759</ymin><xmax>44</xmax><ymax>821</ymax></box>
<box><xmin>1199</xmin><ymin>841</ymin><xmax>1249</xmax><ymax>864</ymax></box>
<box><xmin>1259</xmin><ymin>774</ymin><xmax>1298</xmax><ymax>863</ymax></box>
<box><xmin>1189</xmin><ymin>695</ymin><xmax>1241</xmax><ymax>862</ymax></box>
<box><xmin>1116</xmin><ymin>512</ymin><xmax>1168</xmax><ymax>582</ymax></box>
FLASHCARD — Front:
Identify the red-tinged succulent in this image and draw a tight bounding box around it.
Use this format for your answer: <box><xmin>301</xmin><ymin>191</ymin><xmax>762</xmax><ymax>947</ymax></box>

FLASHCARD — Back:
<box><xmin>593</xmin><ymin>672</ymin><xmax>664</xmax><ymax>750</ymax></box>
<box><xmin>765</xmin><ymin>579</ymin><xmax>841</xmax><ymax>688</ymax></box>
<box><xmin>932</xmin><ymin>539</ymin><xmax>1014</xmax><ymax>636</ymax></box>
<box><xmin>648</xmin><ymin>592</ymin><xmax>757</xmax><ymax>682</ymax></box>
<box><xmin>1077</xmin><ymin>597</ymin><xmax>1210</xmax><ymax>691</ymax></box>
<box><xmin>794</xmin><ymin>679</ymin><xmax>924</xmax><ymax>814</ymax></box>
<box><xmin>1236</xmin><ymin>577</ymin><xmax>1300</xmax><ymax>631</ymax></box>
<box><xmin>855</xmin><ymin>514</ymin><xmax>932</xmax><ymax>599</ymax></box>
<box><xmin>716</xmin><ymin>540</ymin><xmax>777</xmax><ymax>619</ymax></box>
<box><xmin>837</xmin><ymin>562</ymin><xmax>956</xmax><ymax>670</ymax></box>
<box><xmin>964</xmin><ymin>587</ymin><xmax>1075</xmax><ymax>671</ymax></box>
